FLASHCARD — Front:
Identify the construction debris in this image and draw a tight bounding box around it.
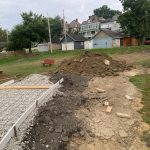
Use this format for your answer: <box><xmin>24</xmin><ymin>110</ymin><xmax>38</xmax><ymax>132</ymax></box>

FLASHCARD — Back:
<box><xmin>104</xmin><ymin>59</ymin><xmax>110</xmax><ymax>66</ymax></box>
<box><xmin>106</xmin><ymin>106</ymin><xmax>113</xmax><ymax>113</ymax></box>
<box><xmin>96</xmin><ymin>88</ymin><xmax>106</xmax><ymax>93</ymax></box>
<box><xmin>125</xmin><ymin>95</ymin><xmax>133</xmax><ymax>100</ymax></box>
<box><xmin>104</xmin><ymin>101</ymin><xmax>109</xmax><ymax>106</ymax></box>
<box><xmin>116</xmin><ymin>113</ymin><xmax>131</xmax><ymax>118</ymax></box>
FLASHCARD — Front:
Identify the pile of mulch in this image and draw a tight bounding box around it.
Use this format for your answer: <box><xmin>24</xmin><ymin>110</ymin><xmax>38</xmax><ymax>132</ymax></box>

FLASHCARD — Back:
<box><xmin>22</xmin><ymin>74</ymin><xmax>89</xmax><ymax>150</ymax></box>
<box><xmin>58</xmin><ymin>52</ymin><xmax>132</xmax><ymax>77</ymax></box>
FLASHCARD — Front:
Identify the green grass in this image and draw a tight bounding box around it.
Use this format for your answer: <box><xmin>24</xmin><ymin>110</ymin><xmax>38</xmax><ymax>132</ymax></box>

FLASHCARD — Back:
<box><xmin>137</xmin><ymin>59</ymin><xmax>150</xmax><ymax>68</ymax></box>
<box><xmin>0</xmin><ymin>45</ymin><xmax>150</xmax><ymax>79</ymax></box>
<box><xmin>130</xmin><ymin>74</ymin><xmax>150</xmax><ymax>147</ymax></box>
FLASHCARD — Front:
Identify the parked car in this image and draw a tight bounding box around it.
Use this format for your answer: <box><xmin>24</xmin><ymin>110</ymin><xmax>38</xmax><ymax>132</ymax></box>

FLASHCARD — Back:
<box><xmin>144</xmin><ymin>38</ymin><xmax>150</xmax><ymax>45</ymax></box>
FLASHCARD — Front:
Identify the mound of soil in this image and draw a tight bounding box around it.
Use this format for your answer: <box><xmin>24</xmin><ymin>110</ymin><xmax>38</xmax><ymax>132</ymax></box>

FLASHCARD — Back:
<box><xmin>59</xmin><ymin>52</ymin><xmax>132</xmax><ymax>77</ymax></box>
<box><xmin>22</xmin><ymin>74</ymin><xmax>89</xmax><ymax>150</ymax></box>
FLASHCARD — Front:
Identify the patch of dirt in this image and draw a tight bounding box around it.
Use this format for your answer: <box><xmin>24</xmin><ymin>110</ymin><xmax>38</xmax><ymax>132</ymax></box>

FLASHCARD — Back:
<box><xmin>68</xmin><ymin>75</ymin><xmax>149</xmax><ymax>150</ymax></box>
<box><xmin>112</xmin><ymin>52</ymin><xmax>150</xmax><ymax>64</ymax></box>
<box><xmin>21</xmin><ymin>74</ymin><xmax>90</xmax><ymax>150</ymax></box>
<box><xmin>58</xmin><ymin>52</ymin><xmax>132</xmax><ymax>77</ymax></box>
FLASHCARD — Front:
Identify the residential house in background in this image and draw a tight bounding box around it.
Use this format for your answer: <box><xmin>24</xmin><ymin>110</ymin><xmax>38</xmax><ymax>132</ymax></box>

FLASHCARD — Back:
<box><xmin>101</xmin><ymin>15</ymin><xmax>121</xmax><ymax>31</ymax></box>
<box><xmin>60</xmin><ymin>33</ymin><xmax>87</xmax><ymax>50</ymax></box>
<box><xmin>84</xmin><ymin>29</ymin><xmax>123</xmax><ymax>49</ymax></box>
<box><xmin>80</xmin><ymin>15</ymin><xmax>101</xmax><ymax>39</ymax></box>
<box><xmin>69</xmin><ymin>19</ymin><xmax>81</xmax><ymax>34</ymax></box>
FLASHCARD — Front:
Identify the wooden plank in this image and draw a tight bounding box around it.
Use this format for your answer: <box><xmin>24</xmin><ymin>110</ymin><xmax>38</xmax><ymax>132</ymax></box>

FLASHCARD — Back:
<box><xmin>0</xmin><ymin>86</ymin><xmax>50</xmax><ymax>90</ymax></box>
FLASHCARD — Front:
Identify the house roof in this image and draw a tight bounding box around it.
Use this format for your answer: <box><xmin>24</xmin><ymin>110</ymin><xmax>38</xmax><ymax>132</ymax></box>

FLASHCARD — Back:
<box><xmin>60</xmin><ymin>33</ymin><xmax>87</xmax><ymax>42</ymax></box>
<box><xmin>92</xmin><ymin>29</ymin><xmax>124</xmax><ymax>39</ymax></box>
<box><xmin>69</xmin><ymin>19</ymin><xmax>81</xmax><ymax>28</ymax></box>
<box><xmin>82</xmin><ymin>15</ymin><xmax>100</xmax><ymax>25</ymax></box>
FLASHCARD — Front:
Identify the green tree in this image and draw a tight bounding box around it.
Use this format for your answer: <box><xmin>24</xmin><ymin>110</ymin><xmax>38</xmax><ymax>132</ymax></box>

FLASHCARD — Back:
<box><xmin>8</xmin><ymin>12</ymin><xmax>63</xmax><ymax>52</ymax></box>
<box><xmin>0</xmin><ymin>28</ymin><xmax>7</xmax><ymax>42</ymax></box>
<box><xmin>119</xmin><ymin>0</ymin><xmax>150</xmax><ymax>41</ymax></box>
<box><xmin>94</xmin><ymin>5</ymin><xmax>121</xmax><ymax>19</ymax></box>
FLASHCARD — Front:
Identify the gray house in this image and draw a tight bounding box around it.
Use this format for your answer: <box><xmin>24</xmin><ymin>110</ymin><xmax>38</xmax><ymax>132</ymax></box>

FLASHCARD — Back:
<box><xmin>60</xmin><ymin>34</ymin><xmax>87</xmax><ymax>50</ymax></box>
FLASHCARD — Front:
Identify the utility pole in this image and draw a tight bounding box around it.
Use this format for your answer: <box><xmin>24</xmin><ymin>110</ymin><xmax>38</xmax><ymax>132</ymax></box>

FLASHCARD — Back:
<box><xmin>63</xmin><ymin>10</ymin><xmax>67</xmax><ymax>51</ymax></box>
<box><xmin>47</xmin><ymin>14</ymin><xmax>53</xmax><ymax>53</ymax></box>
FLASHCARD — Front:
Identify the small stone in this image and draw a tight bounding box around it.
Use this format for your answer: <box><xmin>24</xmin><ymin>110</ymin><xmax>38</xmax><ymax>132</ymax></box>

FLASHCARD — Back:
<box><xmin>80</xmin><ymin>130</ymin><xmax>85</xmax><ymax>137</ymax></box>
<box><xmin>106</xmin><ymin>106</ymin><xmax>112</xmax><ymax>113</ymax></box>
<box><xmin>104</xmin><ymin>101</ymin><xmax>109</xmax><ymax>106</ymax></box>
<box><xmin>119</xmin><ymin>130</ymin><xmax>128</xmax><ymax>138</ymax></box>
<box><xmin>104</xmin><ymin>59</ymin><xmax>110</xmax><ymax>66</ymax></box>
<box><xmin>125</xmin><ymin>95</ymin><xmax>133</xmax><ymax>100</ymax></box>
<box><xmin>61</xmin><ymin>136</ymin><xmax>69</xmax><ymax>142</ymax></box>
<box><xmin>46</xmin><ymin>145</ymin><xmax>49</xmax><ymax>148</ymax></box>
<box><xmin>49</xmin><ymin>127</ymin><xmax>54</xmax><ymax>132</ymax></box>
<box><xmin>89</xmin><ymin>132</ymin><xmax>95</xmax><ymax>137</ymax></box>
<box><xmin>55</xmin><ymin>126</ymin><xmax>62</xmax><ymax>133</ymax></box>
<box><xmin>96</xmin><ymin>88</ymin><xmax>105</xmax><ymax>93</ymax></box>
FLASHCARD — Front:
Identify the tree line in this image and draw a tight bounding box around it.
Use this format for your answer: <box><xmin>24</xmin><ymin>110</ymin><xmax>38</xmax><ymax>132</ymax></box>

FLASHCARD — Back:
<box><xmin>7</xmin><ymin>12</ymin><xmax>63</xmax><ymax>52</ymax></box>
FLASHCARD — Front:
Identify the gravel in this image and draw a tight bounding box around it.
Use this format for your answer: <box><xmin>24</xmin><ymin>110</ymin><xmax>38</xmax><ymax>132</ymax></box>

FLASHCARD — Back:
<box><xmin>0</xmin><ymin>74</ymin><xmax>53</xmax><ymax>142</ymax></box>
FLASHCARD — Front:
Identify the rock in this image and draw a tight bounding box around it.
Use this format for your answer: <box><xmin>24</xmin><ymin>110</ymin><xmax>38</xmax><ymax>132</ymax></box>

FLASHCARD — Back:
<box><xmin>106</xmin><ymin>106</ymin><xmax>112</xmax><ymax>113</ymax></box>
<box><xmin>80</xmin><ymin>58</ymin><xmax>84</xmax><ymax>63</ymax></box>
<box><xmin>89</xmin><ymin>132</ymin><xmax>95</xmax><ymax>137</ymax></box>
<box><xmin>46</xmin><ymin>145</ymin><xmax>49</xmax><ymax>148</ymax></box>
<box><xmin>49</xmin><ymin>127</ymin><xmax>54</xmax><ymax>132</ymax></box>
<box><xmin>80</xmin><ymin>130</ymin><xmax>85</xmax><ymax>137</ymax></box>
<box><xmin>119</xmin><ymin>130</ymin><xmax>128</xmax><ymax>138</ymax></box>
<box><xmin>104</xmin><ymin>59</ymin><xmax>110</xmax><ymax>66</ymax></box>
<box><xmin>96</xmin><ymin>88</ymin><xmax>106</xmax><ymax>93</ymax></box>
<box><xmin>104</xmin><ymin>101</ymin><xmax>109</xmax><ymax>106</ymax></box>
<box><xmin>61</xmin><ymin>136</ymin><xmax>69</xmax><ymax>142</ymax></box>
<box><xmin>116</xmin><ymin>113</ymin><xmax>131</xmax><ymax>118</ymax></box>
<box><xmin>55</xmin><ymin>126</ymin><xmax>62</xmax><ymax>133</ymax></box>
<box><xmin>125</xmin><ymin>95</ymin><xmax>133</xmax><ymax>100</ymax></box>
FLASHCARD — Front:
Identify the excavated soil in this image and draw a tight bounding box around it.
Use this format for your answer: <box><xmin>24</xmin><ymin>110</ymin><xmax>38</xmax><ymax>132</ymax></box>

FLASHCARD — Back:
<box><xmin>59</xmin><ymin>52</ymin><xmax>132</xmax><ymax>77</ymax></box>
<box><xmin>22</xmin><ymin>74</ymin><xmax>90</xmax><ymax>150</ymax></box>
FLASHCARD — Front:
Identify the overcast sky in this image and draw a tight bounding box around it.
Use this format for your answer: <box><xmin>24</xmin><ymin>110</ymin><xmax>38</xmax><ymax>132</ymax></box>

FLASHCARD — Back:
<box><xmin>0</xmin><ymin>0</ymin><xmax>123</xmax><ymax>30</ymax></box>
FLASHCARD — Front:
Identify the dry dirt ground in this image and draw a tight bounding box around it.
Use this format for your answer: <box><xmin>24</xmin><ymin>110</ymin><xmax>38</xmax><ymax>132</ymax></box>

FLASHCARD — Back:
<box><xmin>69</xmin><ymin>71</ymin><xmax>149</xmax><ymax>150</ymax></box>
<box><xmin>112</xmin><ymin>52</ymin><xmax>150</xmax><ymax>64</ymax></box>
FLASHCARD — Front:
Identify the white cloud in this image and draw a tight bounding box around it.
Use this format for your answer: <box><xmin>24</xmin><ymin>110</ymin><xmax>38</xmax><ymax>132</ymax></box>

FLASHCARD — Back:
<box><xmin>0</xmin><ymin>0</ymin><xmax>123</xmax><ymax>30</ymax></box>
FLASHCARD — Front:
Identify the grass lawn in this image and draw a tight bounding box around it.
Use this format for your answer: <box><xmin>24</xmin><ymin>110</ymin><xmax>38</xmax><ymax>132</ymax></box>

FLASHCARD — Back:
<box><xmin>136</xmin><ymin>59</ymin><xmax>150</xmax><ymax>68</ymax></box>
<box><xmin>130</xmin><ymin>74</ymin><xmax>150</xmax><ymax>146</ymax></box>
<box><xmin>0</xmin><ymin>45</ymin><xmax>150</xmax><ymax>80</ymax></box>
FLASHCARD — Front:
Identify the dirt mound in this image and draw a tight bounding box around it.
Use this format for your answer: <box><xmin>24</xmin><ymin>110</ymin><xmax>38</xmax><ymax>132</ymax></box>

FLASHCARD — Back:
<box><xmin>59</xmin><ymin>52</ymin><xmax>132</xmax><ymax>77</ymax></box>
